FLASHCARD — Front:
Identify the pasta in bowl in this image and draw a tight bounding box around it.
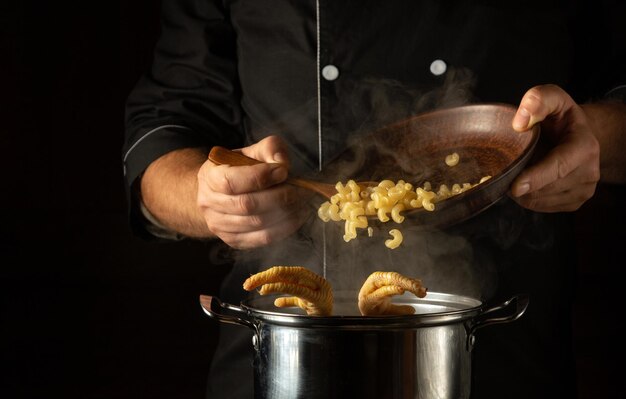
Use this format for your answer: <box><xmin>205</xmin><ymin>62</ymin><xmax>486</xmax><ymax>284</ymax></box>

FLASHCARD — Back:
<box><xmin>320</xmin><ymin>103</ymin><xmax>540</xmax><ymax>231</ymax></box>
<box><xmin>317</xmin><ymin>174</ymin><xmax>490</xmax><ymax>248</ymax></box>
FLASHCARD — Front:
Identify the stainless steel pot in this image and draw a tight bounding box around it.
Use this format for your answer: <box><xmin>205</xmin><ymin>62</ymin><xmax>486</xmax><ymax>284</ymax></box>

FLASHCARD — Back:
<box><xmin>200</xmin><ymin>291</ymin><xmax>528</xmax><ymax>399</ymax></box>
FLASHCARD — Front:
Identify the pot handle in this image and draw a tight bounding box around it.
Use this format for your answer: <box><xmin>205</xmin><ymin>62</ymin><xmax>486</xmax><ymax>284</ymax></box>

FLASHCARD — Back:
<box><xmin>466</xmin><ymin>293</ymin><xmax>529</xmax><ymax>351</ymax></box>
<box><xmin>199</xmin><ymin>295</ymin><xmax>256</xmax><ymax>331</ymax></box>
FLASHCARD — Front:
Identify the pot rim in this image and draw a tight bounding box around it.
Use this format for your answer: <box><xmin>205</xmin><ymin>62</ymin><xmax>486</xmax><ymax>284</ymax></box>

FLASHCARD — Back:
<box><xmin>240</xmin><ymin>291</ymin><xmax>484</xmax><ymax>329</ymax></box>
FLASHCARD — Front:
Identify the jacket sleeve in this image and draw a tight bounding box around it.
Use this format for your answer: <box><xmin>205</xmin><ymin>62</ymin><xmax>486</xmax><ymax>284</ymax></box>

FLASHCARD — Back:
<box><xmin>122</xmin><ymin>0</ymin><xmax>244</xmax><ymax>238</ymax></box>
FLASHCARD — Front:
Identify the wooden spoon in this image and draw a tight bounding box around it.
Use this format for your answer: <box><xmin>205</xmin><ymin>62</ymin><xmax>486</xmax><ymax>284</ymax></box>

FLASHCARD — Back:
<box><xmin>208</xmin><ymin>146</ymin><xmax>377</xmax><ymax>199</ymax></box>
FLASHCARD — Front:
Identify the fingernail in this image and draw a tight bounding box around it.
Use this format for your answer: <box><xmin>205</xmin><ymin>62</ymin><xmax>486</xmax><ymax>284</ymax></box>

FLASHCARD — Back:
<box><xmin>514</xmin><ymin>182</ymin><xmax>530</xmax><ymax>197</ymax></box>
<box><xmin>273</xmin><ymin>152</ymin><xmax>287</xmax><ymax>163</ymax></box>
<box><xmin>512</xmin><ymin>108</ymin><xmax>530</xmax><ymax>130</ymax></box>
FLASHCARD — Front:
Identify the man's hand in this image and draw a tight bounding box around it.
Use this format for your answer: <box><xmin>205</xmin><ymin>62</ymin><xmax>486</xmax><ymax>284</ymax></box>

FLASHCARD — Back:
<box><xmin>197</xmin><ymin>135</ymin><xmax>310</xmax><ymax>249</ymax></box>
<box><xmin>509</xmin><ymin>84</ymin><xmax>600</xmax><ymax>212</ymax></box>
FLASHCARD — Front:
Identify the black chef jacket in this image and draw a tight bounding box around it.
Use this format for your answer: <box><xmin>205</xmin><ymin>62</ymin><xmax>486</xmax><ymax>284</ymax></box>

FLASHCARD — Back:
<box><xmin>123</xmin><ymin>1</ymin><xmax>625</xmax><ymax>398</ymax></box>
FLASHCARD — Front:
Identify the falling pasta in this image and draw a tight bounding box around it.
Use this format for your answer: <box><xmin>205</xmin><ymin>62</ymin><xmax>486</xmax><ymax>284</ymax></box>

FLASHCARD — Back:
<box><xmin>385</xmin><ymin>229</ymin><xmax>403</xmax><ymax>249</ymax></box>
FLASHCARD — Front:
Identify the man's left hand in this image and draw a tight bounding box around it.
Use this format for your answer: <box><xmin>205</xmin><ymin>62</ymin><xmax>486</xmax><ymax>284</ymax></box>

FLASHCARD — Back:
<box><xmin>510</xmin><ymin>84</ymin><xmax>600</xmax><ymax>212</ymax></box>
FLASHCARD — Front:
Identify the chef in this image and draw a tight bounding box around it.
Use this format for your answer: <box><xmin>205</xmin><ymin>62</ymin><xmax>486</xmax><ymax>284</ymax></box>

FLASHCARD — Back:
<box><xmin>122</xmin><ymin>1</ymin><xmax>626</xmax><ymax>397</ymax></box>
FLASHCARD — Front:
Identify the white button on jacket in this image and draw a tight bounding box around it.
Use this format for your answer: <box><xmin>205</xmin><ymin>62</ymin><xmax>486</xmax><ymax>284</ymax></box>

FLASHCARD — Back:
<box><xmin>322</xmin><ymin>64</ymin><xmax>340</xmax><ymax>81</ymax></box>
<box><xmin>429</xmin><ymin>59</ymin><xmax>447</xmax><ymax>76</ymax></box>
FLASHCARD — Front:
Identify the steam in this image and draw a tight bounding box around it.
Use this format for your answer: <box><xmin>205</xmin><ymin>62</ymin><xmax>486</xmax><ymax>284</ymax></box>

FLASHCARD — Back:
<box><xmin>321</xmin><ymin>221</ymin><xmax>496</xmax><ymax>299</ymax></box>
<box><xmin>225</xmin><ymin>66</ymin><xmax>549</xmax><ymax>314</ymax></box>
<box><xmin>311</xmin><ymin>68</ymin><xmax>495</xmax><ymax>302</ymax></box>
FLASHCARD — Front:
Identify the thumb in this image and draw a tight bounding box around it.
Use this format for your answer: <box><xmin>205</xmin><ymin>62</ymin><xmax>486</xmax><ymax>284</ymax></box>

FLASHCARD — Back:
<box><xmin>242</xmin><ymin>135</ymin><xmax>291</xmax><ymax>167</ymax></box>
<box><xmin>512</xmin><ymin>84</ymin><xmax>577</xmax><ymax>133</ymax></box>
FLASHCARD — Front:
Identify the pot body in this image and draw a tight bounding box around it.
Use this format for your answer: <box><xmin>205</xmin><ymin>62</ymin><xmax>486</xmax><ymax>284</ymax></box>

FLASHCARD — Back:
<box><xmin>254</xmin><ymin>321</ymin><xmax>471</xmax><ymax>399</ymax></box>
<box><xmin>200</xmin><ymin>292</ymin><xmax>528</xmax><ymax>399</ymax></box>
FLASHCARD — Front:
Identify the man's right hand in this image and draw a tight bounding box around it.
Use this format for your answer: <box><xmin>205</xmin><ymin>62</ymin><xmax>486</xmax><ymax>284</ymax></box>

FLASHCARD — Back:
<box><xmin>197</xmin><ymin>135</ymin><xmax>309</xmax><ymax>249</ymax></box>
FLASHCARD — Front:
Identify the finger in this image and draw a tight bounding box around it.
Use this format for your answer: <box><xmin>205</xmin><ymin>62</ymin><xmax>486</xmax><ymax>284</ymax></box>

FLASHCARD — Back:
<box><xmin>202</xmin><ymin>195</ymin><xmax>312</xmax><ymax>233</ymax></box>
<box><xmin>203</xmin><ymin>206</ymin><xmax>305</xmax><ymax>234</ymax></box>
<box><xmin>513</xmin><ymin>194</ymin><xmax>589</xmax><ymax>213</ymax></box>
<box><xmin>510</xmin><ymin>182</ymin><xmax>596</xmax><ymax>212</ymax></box>
<box><xmin>199</xmin><ymin>184</ymin><xmax>305</xmax><ymax>215</ymax></box>
<box><xmin>203</xmin><ymin>163</ymin><xmax>288</xmax><ymax>195</ymax></box>
<box><xmin>519</xmin><ymin>159</ymin><xmax>598</xmax><ymax>197</ymax></box>
<box><xmin>510</xmin><ymin>132</ymin><xmax>598</xmax><ymax>196</ymax></box>
<box><xmin>510</xmin><ymin>163</ymin><xmax>596</xmax><ymax>211</ymax></box>
<box><xmin>241</xmin><ymin>135</ymin><xmax>291</xmax><ymax>167</ymax></box>
<box><xmin>212</xmin><ymin>211</ymin><xmax>308</xmax><ymax>249</ymax></box>
<box><xmin>512</xmin><ymin>84</ymin><xmax>577</xmax><ymax>132</ymax></box>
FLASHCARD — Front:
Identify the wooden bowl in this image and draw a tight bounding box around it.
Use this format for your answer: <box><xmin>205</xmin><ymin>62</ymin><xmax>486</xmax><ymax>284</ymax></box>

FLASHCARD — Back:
<box><xmin>337</xmin><ymin>103</ymin><xmax>540</xmax><ymax>229</ymax></box>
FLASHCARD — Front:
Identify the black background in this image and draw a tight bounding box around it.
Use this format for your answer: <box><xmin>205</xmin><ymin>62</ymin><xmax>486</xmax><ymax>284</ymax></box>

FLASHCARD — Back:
<box><xmin>2</xmin><ymin>1</ymin><xmax>624</xmax><ymax>398</ymax></box>
<box><xmin>2</xmin><ymin>2</ymin><xmax>229</xmax><ymax>398</ymax></box>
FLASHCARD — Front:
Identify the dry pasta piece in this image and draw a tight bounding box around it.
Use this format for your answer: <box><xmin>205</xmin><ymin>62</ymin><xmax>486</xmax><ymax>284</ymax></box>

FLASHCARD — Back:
<box><xmin>243</xmin><ymin>266</ymin><xmax>333</xmax><ymax>316</ymax></box>
<box><xmin>390</xmin><ymin>204</ymin><xmax>405</xmax><ymax>223</ymax></box>
<box><xmin>385</xmin><ymin>229</ymin><xmax>403</xmax><ymax>249</ymax></box>
<box><xmin>434</xmin><ymin>187</ymin><xmax>443</xmax><ymax>200</ymax></box>
<box><xmin>358</xmin><ymin>271</ymin><xmax>427</xmax><ymax>316</ymax></box>
<box><xmin>416</xmin><ymin>188</ymin><xmax>436</xmax><ymax>211</ymax></box>
<box><xmin>317</xmin><ymin>202</ymin><xmax>331</xmax><ymax>222</ymax></box>
<box><xmin>445</xmin><ymin>152</ymin><xmax>460</xmax><ymax>166</ymax></box>
<box><xmin>377</xmin><ymin>206</ymin><xmax>392</xmax><ymax>222</ymax></box>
